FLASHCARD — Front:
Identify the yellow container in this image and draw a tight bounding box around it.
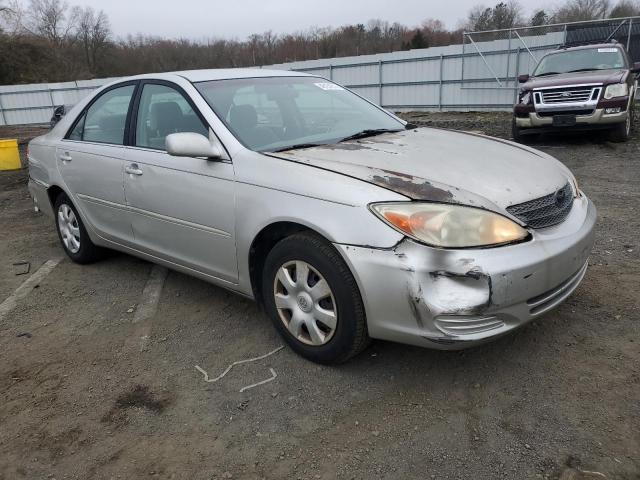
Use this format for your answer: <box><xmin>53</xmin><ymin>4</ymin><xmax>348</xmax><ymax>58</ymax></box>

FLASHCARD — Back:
<box><xmin>0</xmin><ymin>139</ymin><xmax>22</xmax><ymax>170</ymax></box>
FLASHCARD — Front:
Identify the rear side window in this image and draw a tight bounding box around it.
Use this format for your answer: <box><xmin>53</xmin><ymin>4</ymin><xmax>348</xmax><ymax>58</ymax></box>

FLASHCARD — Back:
<box><xmin>135</xmin><ymin>84</ymin><xmax>209</xmax><ymax>150</ymax></box>
<box><xmin>69</xmin><ymin>85</ymin><xmax>135</xmax><ymax>145</ymax></box>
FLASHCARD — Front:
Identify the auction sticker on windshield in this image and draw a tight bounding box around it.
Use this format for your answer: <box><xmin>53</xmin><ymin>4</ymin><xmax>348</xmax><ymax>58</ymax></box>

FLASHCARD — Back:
<box><xmin>315</xmin><ymin>82</ymin><xmax>344</xmax><ymax>90</ymax></box>
<box><xmin>598</xmin><ymin>48</ymin><xmax>618</xmax><ymax>53</ymax></box>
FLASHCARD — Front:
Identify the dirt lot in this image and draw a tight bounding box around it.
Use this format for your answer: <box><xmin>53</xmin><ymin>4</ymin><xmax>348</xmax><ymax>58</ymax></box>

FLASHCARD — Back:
<box><xmin>0</xmin><ymin>113</ymin><xmax>638</xmax><ymax>480</ymax></box>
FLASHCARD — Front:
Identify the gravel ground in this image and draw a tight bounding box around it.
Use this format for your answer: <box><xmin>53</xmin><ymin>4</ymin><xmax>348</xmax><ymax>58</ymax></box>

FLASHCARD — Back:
<box><xmin>0</xmin><ymin>114</ymin><xmax>638</xmax><ymax>480</ymax></box>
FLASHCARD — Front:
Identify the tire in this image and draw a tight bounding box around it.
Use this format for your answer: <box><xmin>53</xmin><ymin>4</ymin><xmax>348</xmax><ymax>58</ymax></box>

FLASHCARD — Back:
<box><xmin>512</xmin><ymin>117</ymin><xmax>524</xmax><ymax>143</ymax></box>
<box><xmin>53</xmin><ymin>192</ymin><xmax>103</xmax><ymax>264</ymax></box>
<box><xmin>261</xmin><ymin>232</ymin><xmax>369</xmax><ymax>364</ymax></box>
<box><xmin>608</xmin><ymin>107</ymin><xmax>633</xmax><ymax>143</ymax></box>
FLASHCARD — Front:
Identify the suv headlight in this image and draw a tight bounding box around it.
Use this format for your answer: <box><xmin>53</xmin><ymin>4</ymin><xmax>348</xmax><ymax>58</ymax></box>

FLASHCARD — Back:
<box><xmin>370</xmin><ymin>203</ymin><xmax>529</xmax><ymax>248</ymax></box>
<box><xmin>519</xmin><ymin>91</ymin><xmax>531</xmax><ymax>105</ymax></box>
<box><xmin>604</xmin><ymin>83</ymin><xmax>629</xmax><ymax>99</ymax></box>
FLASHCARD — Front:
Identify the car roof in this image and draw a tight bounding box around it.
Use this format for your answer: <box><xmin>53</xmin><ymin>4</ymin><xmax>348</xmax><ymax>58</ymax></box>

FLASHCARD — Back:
<box><xmin>127</xmin><ymin>68</ymin><xmax>314</xmax><ymax>83</ymax></box>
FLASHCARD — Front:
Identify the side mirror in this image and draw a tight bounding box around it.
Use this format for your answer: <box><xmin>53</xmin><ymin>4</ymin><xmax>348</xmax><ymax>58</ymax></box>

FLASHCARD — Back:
<box><xmin>632</xmin><ymin>62</ymin><xmax>640</xmax><ymax>73</ymax></box>
<box><xmin>53</xmin><ymin>105</ymin><xmax>66</xmax><ymax>118</ymax></box>
<box><xmin>166</xmin><ymin>131</ymin><xmax>223</xmax><ymax>159</ymax></box>
<box><xmin>518</xmin><ymin>74</ymin><xmax>530</xmax><ymax>84</ymax></box>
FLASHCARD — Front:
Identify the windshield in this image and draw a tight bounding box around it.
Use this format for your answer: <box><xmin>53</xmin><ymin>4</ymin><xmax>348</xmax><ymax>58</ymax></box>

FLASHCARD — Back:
<box><xmin>533</xmin><ymin>47</ymin><xmax>626</xmax><ymax>76</ymax></box>
<box><xmin>194</xmin><ymin>76</ymin><xmax>404</xmax><ymax>152</ymax></box>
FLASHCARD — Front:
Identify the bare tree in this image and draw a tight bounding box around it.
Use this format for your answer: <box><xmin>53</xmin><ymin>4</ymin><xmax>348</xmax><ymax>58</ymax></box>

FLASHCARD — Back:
<box><xmin>530</xmin><ymin>9</ymin><xmax>551</xmax><ymax>26</ymax></box>
<box><xmin>466</xmin><ymin>1</ymin><xmax>524</xmax><ymax>31</ymax></box>
<box><xmin>11</xmin><ymin>0</ymin><xmax>78</xmax><ymax>45</ymax></box>
<box><xmin>552</xmin><ymin>0</ymin><xmax>611</xmax><ymax>22</ymax></box>
<box><xmin>608</xmin><ymin>0</ymin><xmax>640</xmax><ymax>17</ymax></box>
<box><xmin>75</xmin><ymin>5</ymin><xmax>110</xmax><ymax>75</ymax></box>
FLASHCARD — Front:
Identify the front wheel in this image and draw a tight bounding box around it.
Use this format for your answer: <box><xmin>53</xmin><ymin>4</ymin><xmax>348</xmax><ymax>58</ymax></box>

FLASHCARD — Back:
<box><xmin>261</xmin><ymin>232</ymin><xmax>369</xmax><ymax>364</ymax></box>
<box><xmin>512</xmin><ymin>117</ymin><xmax>524</xmax><ymax>143</ymax></box>
<box><xmin>54</xmin><ymin>192</ymin><xmax>103</xmax><ymax>264</ymax></box>
<box><xmin>608</xmin><ymin>109</ymin><xmax>633</xmax><ymax>143</ymax></box>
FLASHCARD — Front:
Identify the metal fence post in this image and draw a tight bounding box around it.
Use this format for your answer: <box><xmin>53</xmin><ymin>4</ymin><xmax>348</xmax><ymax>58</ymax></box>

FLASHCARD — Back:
<box><xmin>461</xmin><ymin>31</ymin><xmax>466</xmax><ymax>86</ymax></box>
<box><xmin>513</xmin><ymin>47</ymin><xmax>521</xmax><ymax>105</ymax></box>
<box><xmin>48</xmin><ymin>87</ymin><xmax>56</xmax><ymax>118</ymax></box>
<box><xmin>0</xmin><ymin>92</ymin><xmax>7</xmax><ymax>126</ymax></box>
<box><xmin>627</xmin><ymin>18</ymin><xmax>633</xmax><ymax>51</ymax></box>
<box><xmin>378</xmin><ymin>60</ymin><xmax>383</xmax><ymax>106</ymax></box>
<box><xmin>438</xmin><ymin>54</ymin><xmax>444</xmax><ymax>111</ymax></box>
<box><xmin>329</xmin><ymin>64</ymin><xmax>333</xmax><ymax>80</ymax></box>
<box><xmin>506</xmin><ymin>30</ymin><xmax>512</xmax><ymax>79</ymax></box>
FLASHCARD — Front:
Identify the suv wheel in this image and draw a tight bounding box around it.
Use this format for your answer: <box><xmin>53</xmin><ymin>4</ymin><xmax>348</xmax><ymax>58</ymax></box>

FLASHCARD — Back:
<box><xmin>54</xmin><ymin>192</ymin><xmax>103</xmax><ymax>264</ymax></box>
<box><xmin>608</xmin><ymin>107</ymin><xmax>633</xmax><ymax>143</ymax></box>
<box><xmin>261</xmin><ymin>232</ymin><xmax>369</xmax><ymax>364</ymax></box>
<box><xmin>512</xmin><ymin>117</ymin><xmax>525</xmax><ymax>143</ymax></box>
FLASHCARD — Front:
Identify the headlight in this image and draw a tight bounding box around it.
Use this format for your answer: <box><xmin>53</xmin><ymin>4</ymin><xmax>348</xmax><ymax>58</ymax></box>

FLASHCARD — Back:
<box><xmin>604</xmin><ymin>83</ymin><xmax>629</xmax><ymax>99</ymax></box>
<box><xmin>370</xmin><ymin>203</ymin><xmax>529</xmax><ymax>248</ymax></box>
<box><xmin>519</xmin><ymin>91</ymin><xmax>531</xmax><ymax>105</ymax></box>
<box><xmin>571</xmin><ymin>175</ymin><xmax>580</xmax><ymax>196</ymax></box>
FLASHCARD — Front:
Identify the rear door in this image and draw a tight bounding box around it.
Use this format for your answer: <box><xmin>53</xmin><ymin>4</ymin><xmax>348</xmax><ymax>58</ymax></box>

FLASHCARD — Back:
<box><xmin>123</xmin><ymin>81</ymin><xmax>238</xmax><ymax>283</ymax></box>
<box><xmin>57</xmin><ymin>82</ymin><xmax>137</xmax><ymax>244</ymax></box>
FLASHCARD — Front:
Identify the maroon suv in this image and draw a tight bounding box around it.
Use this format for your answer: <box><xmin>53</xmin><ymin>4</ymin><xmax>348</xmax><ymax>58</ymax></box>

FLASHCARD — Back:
<box><xmin>513</xmin><ymin>42</ymin><xmax>640</xmax><ymax>142</ymax></box>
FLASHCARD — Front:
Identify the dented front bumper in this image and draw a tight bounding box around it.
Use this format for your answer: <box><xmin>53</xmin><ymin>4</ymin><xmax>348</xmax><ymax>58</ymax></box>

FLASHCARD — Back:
<box><xmin>336</xmin><ymin>194</ymin><xmax>596</xmax><ymax>349</ymax></box>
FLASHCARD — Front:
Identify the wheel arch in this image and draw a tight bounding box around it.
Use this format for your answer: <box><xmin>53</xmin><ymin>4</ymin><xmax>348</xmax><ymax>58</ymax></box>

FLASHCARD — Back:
<box><xmin>248</xmin><ymin>221</ymin><xmax>331</xmax><ymax>307</ymax></box>
<box><xmin>46</xmin><ymin>184</ymin><xmax>67</xmax><ymax>208</ymax></box>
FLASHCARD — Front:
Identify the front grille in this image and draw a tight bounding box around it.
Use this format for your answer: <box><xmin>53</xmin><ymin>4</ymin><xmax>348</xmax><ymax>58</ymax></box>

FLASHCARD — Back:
<box><xmin>540</xmin><ymin>86</ymin><xmax>601</xmax><ymax>104</ymax></box>
<box><xmin>506</xmin><ymin>182</ymin><xmax>574</xmax><ymax>229</ymax></box>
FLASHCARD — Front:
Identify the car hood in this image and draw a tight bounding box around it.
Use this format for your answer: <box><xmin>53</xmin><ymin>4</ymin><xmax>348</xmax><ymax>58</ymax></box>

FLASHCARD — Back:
<box><xmin>271</xmin><ymin>128</ymin><xmax>572</xmax><ymax>212</ymax></box>
<box><xmin>523</xmin><ymin>69</ymin><xmax>626</xmax><ymax>90</ymax></box>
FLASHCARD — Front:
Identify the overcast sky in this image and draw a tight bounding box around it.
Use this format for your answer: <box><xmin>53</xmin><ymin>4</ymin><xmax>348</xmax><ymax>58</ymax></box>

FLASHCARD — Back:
<box><xmin>75</xmin><ymin>0</ymin><xmax>547</xmax><ymax>40</ymax></box>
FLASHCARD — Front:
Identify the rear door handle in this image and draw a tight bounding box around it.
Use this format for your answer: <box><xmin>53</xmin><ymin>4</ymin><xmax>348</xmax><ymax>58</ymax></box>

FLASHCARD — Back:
<box><xmin>125</xmin><ymin>164</ymin><xmax>143</xmax><ymax>176</ymax></box>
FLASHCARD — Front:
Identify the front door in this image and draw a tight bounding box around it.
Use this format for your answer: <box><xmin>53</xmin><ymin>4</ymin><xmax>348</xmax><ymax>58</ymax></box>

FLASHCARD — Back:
<box><xmin>123</xmin><ymin>82</ymin><xmax>238</xmax><ymax>283</ymax></box>
<box><xmin>57</xmin><ymin>83</ymin><xmax>137</xmax><ymax>245</ymax></box>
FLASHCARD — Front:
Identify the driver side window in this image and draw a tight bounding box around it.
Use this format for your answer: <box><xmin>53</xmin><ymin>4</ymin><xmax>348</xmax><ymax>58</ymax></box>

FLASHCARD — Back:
<box><xmin>135</xmin><ymin>84</ymin><xmax>209</xmax><ymax>150</ymax></box>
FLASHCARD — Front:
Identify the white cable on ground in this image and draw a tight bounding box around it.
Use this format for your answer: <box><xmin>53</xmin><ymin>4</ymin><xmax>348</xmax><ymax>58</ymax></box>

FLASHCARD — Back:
<box><xmin>239</xmin><ymin>368</ymin><xmax>277</xmax><ymax>393</ymax></box>
<box><xmin>194</xmin><ymin>346</ymin><xmax>284</xmax><ymax>383</ymax></box>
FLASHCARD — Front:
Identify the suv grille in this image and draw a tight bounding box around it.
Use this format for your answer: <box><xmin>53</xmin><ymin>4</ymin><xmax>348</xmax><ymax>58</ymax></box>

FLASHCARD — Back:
<box><xmin>538</xmin><ymin>86</ymin><xmax>601</xmax><ymax>105</ymax></box>
<box><xmin>506</xmin><ymin>183</ymin><xmax>574</xmax><ymax>229</ymax></box>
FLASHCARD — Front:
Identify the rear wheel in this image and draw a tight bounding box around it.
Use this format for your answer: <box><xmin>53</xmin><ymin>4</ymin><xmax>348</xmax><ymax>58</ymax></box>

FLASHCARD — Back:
<box><xmin>261</xmin><ymin>232</ymin><xmax>369</xmax><ymax>364</ymax></box>
<box><xmin>54</xmin><ymin>192</ymin><xmax>103</xmax><ymax>264</ymax></box>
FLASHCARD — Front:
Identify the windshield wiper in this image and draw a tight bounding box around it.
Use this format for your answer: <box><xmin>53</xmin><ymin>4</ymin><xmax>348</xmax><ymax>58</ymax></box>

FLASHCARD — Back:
<box><xmin>535</xmin><ymin>71</ymin><xmax>561</xmax><ymax>77</ymax></box>
<box><xmin>566</xmin><ymin>68</ymin><xmax>607</xmax><ymax>73</ymax></box>
<box><xmin>270</xmin><ymin>128</ymin><xmax>404</xmax><ymax>152</ymax></box>
<box><xmin>270</xmin><ymin>143</ymin><xmax>324</xmax><ymax>153</ymax></box>
<box><xmin>339</xmin><ymin>128</ymin><xmax>402</xmax><ymax>142</ymax></box>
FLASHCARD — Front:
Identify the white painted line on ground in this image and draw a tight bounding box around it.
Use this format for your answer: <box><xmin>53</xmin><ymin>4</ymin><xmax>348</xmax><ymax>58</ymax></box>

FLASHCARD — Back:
<box><xmin>133</xmin><ymin>265</ymin><xmax>168</xmax><ymax>324</ymax></box>
<box><xmin>0</xmin><ymin>258</ymin><xmax>62</xmax><ymax>321</ymax></box>
<box><xmin>127</xmin><ymin>265</ymin><xmax>168</xmax><ymax>352</ymax></box>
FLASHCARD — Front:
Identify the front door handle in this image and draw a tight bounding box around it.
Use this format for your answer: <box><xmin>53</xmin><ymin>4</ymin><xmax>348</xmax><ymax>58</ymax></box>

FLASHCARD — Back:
<box><xmin>125</xmin><ymin>164</ymin><xmax>143</xmax><ymax>176</ymax></box>
<box><xmin>59</xmin><ymin>152</ymin><xmax>72</xmax><ymax>162</ymax></box>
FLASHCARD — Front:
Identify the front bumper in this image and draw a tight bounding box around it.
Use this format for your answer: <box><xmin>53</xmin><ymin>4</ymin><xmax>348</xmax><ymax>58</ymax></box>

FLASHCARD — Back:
<box><xmin>516</xmin><ymin>108</ymin><xmax>628</xmax><ymax>131</ymax></box>
<box><xmin>336</xmin><ymin>195</ymin><xmax>596</xmax><ymax>349</ymax></box>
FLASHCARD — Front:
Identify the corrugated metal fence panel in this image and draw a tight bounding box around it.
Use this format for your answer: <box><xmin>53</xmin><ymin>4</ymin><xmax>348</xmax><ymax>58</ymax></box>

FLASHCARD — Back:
<box><xmin>0</xmin><ymin>78</ymin><xmax>119</xmax><ymax>126</ymax></box>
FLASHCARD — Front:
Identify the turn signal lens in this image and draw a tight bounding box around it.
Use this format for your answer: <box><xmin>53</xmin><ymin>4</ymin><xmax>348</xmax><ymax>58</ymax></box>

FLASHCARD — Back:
<box><xmin>371</xmin><ymin>203</ymin><xmax>529</xmax><ymax>248</ymax></box>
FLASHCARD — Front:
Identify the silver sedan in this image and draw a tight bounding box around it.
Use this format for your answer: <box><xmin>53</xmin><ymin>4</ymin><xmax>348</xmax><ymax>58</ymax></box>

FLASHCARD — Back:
<box><xmin>27</xmin><ymin>69</ymin><xmax>596</xmax><ymax>364</ymax></box>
